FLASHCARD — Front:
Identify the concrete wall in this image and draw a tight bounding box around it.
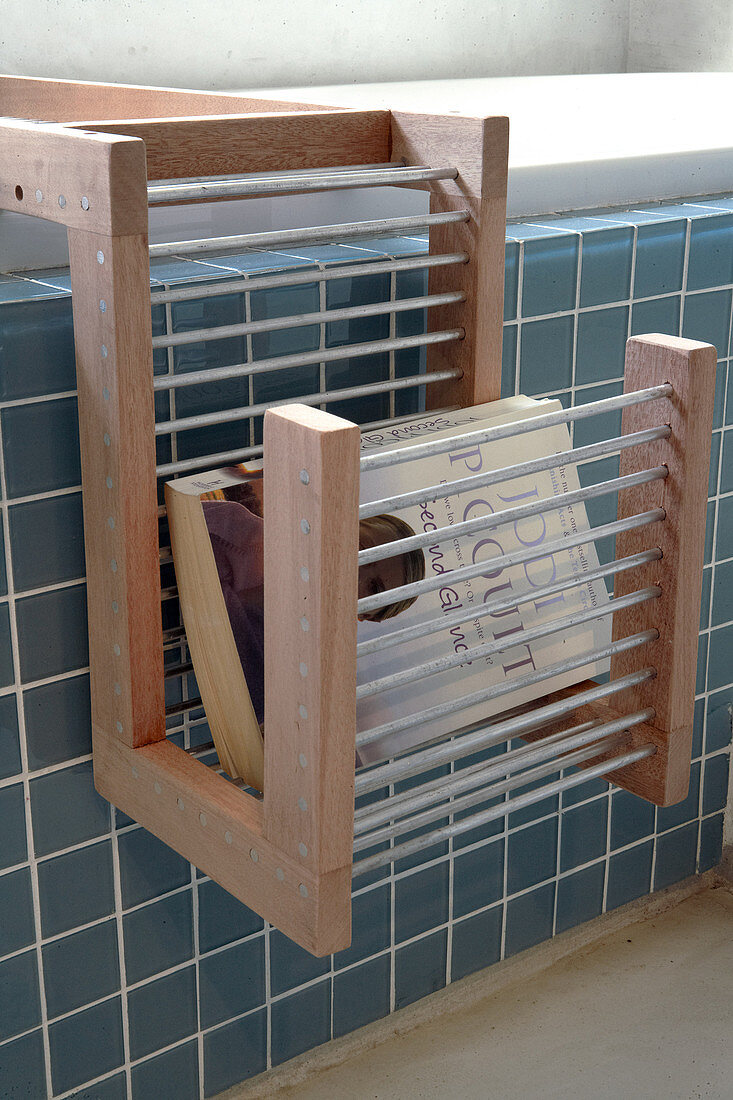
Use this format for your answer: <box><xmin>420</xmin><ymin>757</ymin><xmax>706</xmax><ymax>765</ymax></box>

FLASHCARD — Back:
<box><xmin>627</xmin><ymin>1</ymin><xmax>733</xmax><ymax>73</ymax></box>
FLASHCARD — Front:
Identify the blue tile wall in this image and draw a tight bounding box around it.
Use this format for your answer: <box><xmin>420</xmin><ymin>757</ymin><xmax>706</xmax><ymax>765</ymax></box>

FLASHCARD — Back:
<box><xmin>0</xmin><ymin>199</ymin><xmax>731</xmax><ymax>1098</ymax></box>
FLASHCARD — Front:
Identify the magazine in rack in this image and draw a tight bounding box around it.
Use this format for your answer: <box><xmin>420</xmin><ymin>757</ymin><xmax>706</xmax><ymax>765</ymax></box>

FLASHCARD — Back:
<box><xmin>166</xmin><ymin>397</ymin><xmax>611</xmax><ymax>787</ymax></box>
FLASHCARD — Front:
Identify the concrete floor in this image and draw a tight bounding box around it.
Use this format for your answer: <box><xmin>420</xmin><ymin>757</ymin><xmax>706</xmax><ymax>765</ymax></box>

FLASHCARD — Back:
<box><xmin>262</xmin><ymin>883</ymin><xmax>733</xmax><ymax>1100</ymax></box>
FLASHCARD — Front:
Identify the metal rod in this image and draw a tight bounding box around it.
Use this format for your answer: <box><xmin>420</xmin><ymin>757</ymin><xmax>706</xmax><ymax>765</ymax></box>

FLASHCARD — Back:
<box><xmin>355</xmin><ymin>628</ymin><xmax>658</xmax><ymax>750</ymax></box>
<box><xmin>357</xmin><ymin>586</ymin><xmax>660</xmax><ymax>701</ymax></box>
<box><xmin>150</xmin><ymin>162</ymin><xmax>401</xmax><ymax>189</ymax></box>
<box><xmin>183</xmin><ymin>740</ymin><xmax>216</xmax><ymax>756</ymax></box>
<box><xmin>152</xmin><ymin>291</ymin><xmax>464</xmax><ymax>350</ymax></box>
<box><xmin>360</xmin><ymin>424</ymin><xmax>672</xmax><ymax>519</ymax></box>
<box><xmin>148</xmin><ymin>211</ymin><xmax>470</xmax><ymax>259</ymax></box>
<box><xmin>155</xmin><ymin>406</ymin><xmax>458</xmax><ymax>480</ymax></box>
<box><xmin>358</xmin><ymin>465</ymin><xmax>667</xmax><ymax>573</ymax></box>
<box><xmin>354</xmin><ymin>666</ymin><xmax>656</xmax><ymax>794</ymax></box>
<box><xmin>148</xmin><ymin>165</ymin><xmax>458</xmax><ymax>204</ymax></box>
<box><xmin>360</xmin><ymin>384</ymin><xmax>674</xmax><ymax>472</ymax></box>
<box><xmin>153</xmin><ymin>328</ymin><xmax>462</xmax><ymax>397</ymax></box>
<box><xmin>354</xmin><ymin>708</ymin><xmax>654</xmax><ymax>835</ymax></box>
<box><xmin>354</xmin><ymin>733</ymin><xmax>629</xmax><ymax>852</ymax></box>
<box><xmin>149</xmin><ymin>252</ymin><xmax>469</xmax><ymax>307</ymax></box>
<box><xmin>164</xmin><ymin>662</ymin><xmax>194</xmax><ymax>680</ymax></box>
<box><xmin>164</xmin><ymin>697</ymin><xmax>204</xmax><ymax>717</ymax></box>
<box><xmin>155</xmin><ymin>361</ymin><xmax>461</xmax><ymax>437</ymax></box>
<box><xmin>160</xmin><ymin>585</ymin><xmax>178</xmax><ymax>602</ymax></box>
<box><xmin>357</xmin><ymin>547</ymin><xmax>662</xmax><ymax>658</ymax></box>
<box><xmin>357</xmin><ymin>508</ymin><xmax>664</xmax><ymax>617</ymax></box>
<box><xmin>352</xmin><ymin>744</ymin><xmax>656</xmax><ymax>876</ymax></box>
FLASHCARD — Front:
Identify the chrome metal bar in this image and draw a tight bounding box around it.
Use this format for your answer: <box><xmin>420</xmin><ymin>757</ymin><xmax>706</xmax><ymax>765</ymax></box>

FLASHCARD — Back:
<box><xmin>183</xmin><ymin>740</ymin><xmax>216</xmax><ymax>756</ymax></box>
<box><xmin>155</xmin><ymin>406</ymin><xmax>458</xmax><ymax>480</ymax></box>
<box><xmin>155</xmin><ymin>362</ymin><xmax>461</xmax><ymax>437</ymax></box>
<box><xmin>355</xmin><ymin>629</ymin><xmax>658</xmax><ymax>750</ymax></box>
<box><xmin>164</xmin><ymin>662</ymin><xmax>194</xmax><ymax>680</ymax></box>
<box><xmin>152</xmin><ymin>291</ymin><xmax>464</xmax><ymax>350</ymax></box>
<box><xmin>357</xmin><ymin>587</ymin><xmax>660</xmax><ymax>701</ymax></box>
<box><xmin>358</xmin><ymin>465</ymin><xmax>667</xmax><ymax>572</ymax></box>
<box><xmin>165</xmin><ymin>697</ymin><xmax>204</xmax><ymax>717</ymax></box>
<box><xmin>354</xmin><ymin>666</ymin><xmax>655</xmax><ymax>794</ymax></box>
<box><xmin>357</xmin><ymin>547</ymin><xmax>661</xmax><ymax>659</ymax></box>
<box><xmin>148</xmin><ymin>165</ymin><xmax>458</xmax><ymax>204</ymax></box>
<box><xmin>159</xmin><ymin>547</ymin><xmax>173</xmax><ymax>564</ymax></box>
<box><xmin>153</xmin><ymin>328</ymin><xmax>462</xmax><ymax>395</ymax></box>
<box><xmin>354</xmin><ymin>733</ymin><xmax>629</xmax><ymax>852</ymax></box>
<box><xmin>162</xmin><ymin>625</ymin><xmax>186</xmax><ymax>640</ymax></box>
<box><xmin>149</xmin><ymin>211</ymin><xmax>470</xmax><ymax>259</ymax></box>
<box><xmin>357</xmin><ymin>508</ymin><xmax>664</xmax><ymax>617</ymax></box>
<box><xmin>359</xmin><ymin>425</ymin><xmax>671</xmax><ymax>519</ymax></box>
<box><xmin>149</xmin><ymin>252</ymin><xmax>468</xmax><ymax>306</ymax></box>
<box><xmin>163</xmin><ymin>637</ymin><xmax>189</xmax><ymax>653</ymax></box>
<box><xmin>160</xmin><ymin>585</ymin><xmax>178</xmax><ymax>602</ymax></box>
<box><xmin>354</xmin><ymin>708</ymin><xmax>654</xmax><ymax>835</ymax></box>
<box><xmin>360</xmin><ymin>384</ymin><xmax>674</xmax><ymax>472</ymax></box>
<box><xmin>352</xmin><ymin>744</ymin><xmax>656</xmax><ymax>875</ymax></box>
<box><xmin>150</xmin><ymin>162</ymin><xmax>400</xmax><ymax>190</ymax></box>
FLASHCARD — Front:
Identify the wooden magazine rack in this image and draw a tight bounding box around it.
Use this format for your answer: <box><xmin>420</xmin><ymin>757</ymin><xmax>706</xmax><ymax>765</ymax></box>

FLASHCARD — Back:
<box><xmin>0</xmin><ymin>76</ymin><xmax>716</xmax><ymax>955</ymax></box>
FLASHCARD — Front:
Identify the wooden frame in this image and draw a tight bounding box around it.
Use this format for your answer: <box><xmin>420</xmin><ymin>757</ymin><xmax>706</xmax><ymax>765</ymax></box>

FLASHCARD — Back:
<box><xmin>0</xmin><ymin>82</ymin><xmax>714</xmax><ymax>954</ymax></box>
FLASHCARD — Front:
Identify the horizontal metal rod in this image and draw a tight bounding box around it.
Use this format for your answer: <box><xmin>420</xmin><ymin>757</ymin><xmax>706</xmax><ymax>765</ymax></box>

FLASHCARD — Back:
<box><xmin>357</xmin><ymin>547</ymin><xmax>661</xmax><ymax>659</ymax></box>
<box><xmin>155</xmin><ymin>406</ymin><xmax>458</xmax><ymax>480</ymax></box>
<box><xmin>354</xmin><ymin>708</ymin><xmax>654</xmax><ymax>835</ymax></box>
<box><xmin>358</xmin><ymin>465</ymin><xmax>667</xmax><ymax>573</ymax></box>
<box><xmin>164</xmin><ymin>697</ymin><xmax>204</xmax><ymax>717</ymax></box>
<box><xmin>160</xmin><ymin>585</ymin><xmax>178</xmax><ymax>602</ymax></box>
<box><xmin>352</xmin><ymin>743</ymin><xmax>656</xmax><ymax>875</ymax></box>
<box><xmin>360</xmin><ymin>384</ymin><xmax>674</xmax><ymax>472</ymax></box>
<box><xmin>357</xmin><ymin>586</ymin><xmax>660</xmax><ymax>701</ymax></box>
<box><xmin>163</xmin><ymin>637</ymin><xmax>189</xmax><ymax>654</ymax></box>
<box><xmin>355</xmin><ymin>628</ymin><xmax>658</xmax><ymax>750</ymax></box>
<box><xmin>155</xmin><ymin>364</ymin><xmax>460</xmax><ymax>439</ymax></box>
<box><xmin>354</xmin><ymin>733</ymin><xmax>629</xmax><ymax>852</ymax></box>
<box><xmin>159</xmin><ymin>547</ymin><xmax>173</xmax><ymax>564</ymax></box>
<box><xmin>148</xmin><ymin>165</ymin><xmax>458</xmax><ymax>204</ymax></box>
<box><xmin>149</xmin><ymin>252</ymin><xmax>469</xmax><ymax>306</ymax></box>
<box><xmin>152</xmin><ymin>291</ymin><xmax>464</xmax><ymax>349</ymax></box>
<box><xmin>153</xmin><ymin>327</ymin><xmax>462</xmax><ymax>398</ymax></box>
<box><xmin>162</xmin><ymin>625</ymin><xmax>186</xmax><ymax>640</ymax></box>
<box><xmin>356</xmin><ymin>508</ymin><xmax>664</xmax><ymax>617</ymax></box>
<box><xmin>164</xmin><ymin>662</ymin><xmax>194</xmax><ymax>680</ymax></box>
<box><xmin>183</xmin><ymin>740</ymin><xmax>216</xmax><ymax>757</ymax></box>
<box><xmin>354</xmin><ymin>665</ymin><xmax>656</xmax><ymax>794</ymax></box>
<box><xmin>359</xmin><ymin>424</ymin><xmax>671</xmax><ymax>519</ymax></box>
<box><xmin>149</xmin><ymin>210</ymin><xmax>470</xmax><ymax>259</ymax></box>
<box><xmin>150</xmin><ymin>162</ymin><xmax>400</xmax><ymax>189</ymax></box>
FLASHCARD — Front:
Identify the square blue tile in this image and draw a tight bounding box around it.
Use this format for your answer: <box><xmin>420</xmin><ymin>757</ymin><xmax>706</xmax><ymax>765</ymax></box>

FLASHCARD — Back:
<box><xmin>203</xmin><ymin>1009</ymin><xmax>266</xmax><ymax>1096</ymax></box>
<box><xmin>504</xmin><ymin>241</ymin><xmax>518</xmax><ymax>321</ymax></box>
<box><xmin>682</xmin><ymin>290</ymin><xmax>732</xmax><ymax>358</ymax></box>
<box><xmin>69</xmin><ymin>1072</ymin><xmax>127</xmax><ymax>1099</ymax></box>
<box><xmin>654</xmin><ymin>822</ymin><xmax>698</xmax><ymax>890</ymax></box>
<box><xmin>199</xmin><ymin>936</ymin><xmax>266</xmax><ymax>1029</ymax></box>
<box><xmin>334</xmin><ymin>954</ymin><xmax>391</xmax><ymax>1038</ymax></box>
<box><xmin>713</xmin><ymin>361</ymin><xmax>728</xmax><ymax>430</ymax></box>
<box><xmin>395</xmin><ymin>928</ymin><xmax>447</xmax><ymax>1010</ymax></box>
<box><xmin>699</xmin><ymin>813</ymin><xmax>724</xmax><ymax>872</ymax></box>
<box><xmin>693</xmin><ymin>698</ymin><xmax>705</xmax><ymax>759</ymax></box>
<box><xmin>573</xmin><ymin>381</ymin><xmax>623</xmax><ymax>451</ymax></box>
<box><xmin>501</xmin><ymin>324</ymin><xmax>517</xmax><ymax>398</ymax></box>
<box><xmin>657</xmin><ymin>762</ymin><xmax>700</xmax><ymax>830</ymax></box>
<box><xmin>519</xmin><ymin>315</ymin><xmax>574</xmax><ymax>395</ymax></box>
<box><xmin>507</xmin><ymin>818</ymin><xmax>557</xmax><ymax>895</ymax></box>
<box><xmin>634</xmin><ymin>220</ymin><xmax>686</xmax><ymax>297</ymax></box>
<box><xmin>394</xmin><ymin>862</ymin><xmax>449</xmax><ymax>943</ymax></box>
<box><xmin>700</xmin><ymin>567</ymin><xmax>712</xmax><ymax>629</ymax></box>
<box><xmin>0</xmin><ymin>783</ymin><xmax>27</xmax><ymax>870</ymax></box>
<box><xmin>334</xmin><ymin>883</ymin><xmax>390</xmax><ymax>969</ymax></box>
<box><xmin>16</xmin><ymin>583</ymin><xmax>88</xmax><ymax>683</ymax></box>
<box><xmin>271</xmin><ymin>979</ymin><xmax>331</xmax><ymax>1066</ymax></box>
<box><xmin>451</xmin><ymin>905</ymin><xmax>503</xmax><ymax>981</ymax></box>
<box><xmin>23</xmin><ymin>673</ymin><xmax>92</xmax><ymax>770</ymax></box>
<box><xmin>705</xmin><ymin>689</ymin><xmax>733</xmax><ymax>754</ymax></box>
<box><xmin>687</xmin><ymin>212</ymin><xmax>733</xmax><ymax>290</ymax></box>
<box><xmin>721</xmin><ymin>431</ymin><xmax>733</xmax><ymax>494</ymax></box>
<box><xmin>0</xmin><ymin>692</ymin><xmax>21</xmax><ymax>780</ymax></box>
<box><xmin>710</xmin><ymin>432</ymin><xmax>722</xmax><ymax>498</ymax></box>
<box><xmin>124</xmin><ymin>890</ymin><xmax>194</xmax><ymax>985</ymax></box>
<box><xmin>9</xmin><ymin>493</ymin><xmax>85</xmax><ymax>590</ymax></box>
<box><xmin>2</xmin><ymin>397</ymin><xmax>81</xmax><ymax>498</ymax></box>
<box><xmin>0</xmin><ymin>604</ymin><xmax>14</xmax><ymax>689</ymax></box>
<box><xmin>708</xmin><ymin>624</ymin><xmax>733</xmax><ymax>691</ymax></box>
<box><xmin>716</xmin><ymin>493</ymin><xmax>733</xmax><ymax>555</ymax></box>
<box><xmin>505</xmin><ymin>882</ymin><xmax>555</xmax><ymax>957</ymax></box>
<box><xmin>128</xmin><ymin>967</ymin><xmax>197</xmax><ymax>1061</ymax></box>
<box><xmin>269</xmin><ymin>929</ymin><xmax>329</xmax><ymax>997</ymax></box>
<box><xmin>703</xmin><ymin>753</ymin><xmax>730</xmax><ymax>815</ymax></box>
<box><xmin>522</xmin><ymin>235</ymin><xmax>578</xmax><ymax>317</ymax></box>
<box><xmin>38</xmin><ymin>839</ymin><xmax>115</xmax><ymax>936</ymax></box>
<box><xmin>575</xmin><ymin>307</ymin><xmax>628</xmax><ymax>385</ymax></box>
<box><xmin>0</xmin><ymin>514</ymin><xmax>7</xmax><ymax>598</ymax></box>
<box><xmin>118</xmin><ymin>828</ymin><xmax>191</xmax><ymax>908</ymax></box>
<box><xmin>43</xmin><ymin>920</ymin><xmax>120</xmax><ymax>1019</ymax></box>
<box><xmin>197</xmin><ymin>878</ymin><xmax>263</xmax><ymax>954</ymax></box>
<box><xmin>560</xmin><ymin>798</ymin><xmax>608</xmax><ymax>872</ymax></box>
<box><xmin>606</xmin><ymin>841</ymin><xmax>653</xmax><ymax>910</ymax></box>
<box><xmin>697</xmin><ymin>632</ymin><xmax>709</xmax><ymax>695</ymax></box>
<box><xmin>0</xmin><ymin>1029</ymin><xmax>46</xmax><ymax>1099</ymax></box>
<box><xmin>705</xmin><ymin>500</ymin><xmax>716</xmax><ymax>564</ymax></box>
<box><xmin>453</xmin><ymin>837</ymin><xmax>504</xmax><ymax>919</ymax></box>
<box><xmin>0</xmin><ymin>866</ymin><xmax>35</xmax><ymax>957</ymax></box>
<box><xmin>580</xmin><ymin>228</ymin><xmax>633</xmax><ymax>308</ymax></box>
<box><xmin>556</xmin><ymin>862</ymin><xmax>605</xmax><ymax>933</ymax></box>
<box><xmin>711</xmin><ymin>558</ymin><xmax>733</xmax><ymax>626</ymax></box>
<box><xmin>49</xmin><ymin>997</ymin><xmax>124</xmax><ymax>1095</ymax></box>
<box><xmin>0</xmin><ymin>950</ymin><xmax>41</xmax><ymax>1040</ymax></box>
<box><xmin>630</xmin><ymin>295</ymin><xmax>681</xmax><ymax>338</ymax></box>
<box><xmin>131</xmin><ymin>1039</ymin><xmax>199</xmax><ymax>1100</ymax></box>
<box><xmin>0</xmin><ymin>296</ymin><xmax>76</xmax><ymax>401</ymax></box>
<box><xmin>30</xmin><ymin>761</ymin><xmax>110</xmax><ymax>857</ymax></box>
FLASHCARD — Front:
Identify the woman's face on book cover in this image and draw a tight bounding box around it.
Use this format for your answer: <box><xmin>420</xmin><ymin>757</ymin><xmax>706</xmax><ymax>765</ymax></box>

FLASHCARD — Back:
<box><xmin>357</xmin><ymin>522</ymin><xmax>408</xmax><ymax>606</ymax></box>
